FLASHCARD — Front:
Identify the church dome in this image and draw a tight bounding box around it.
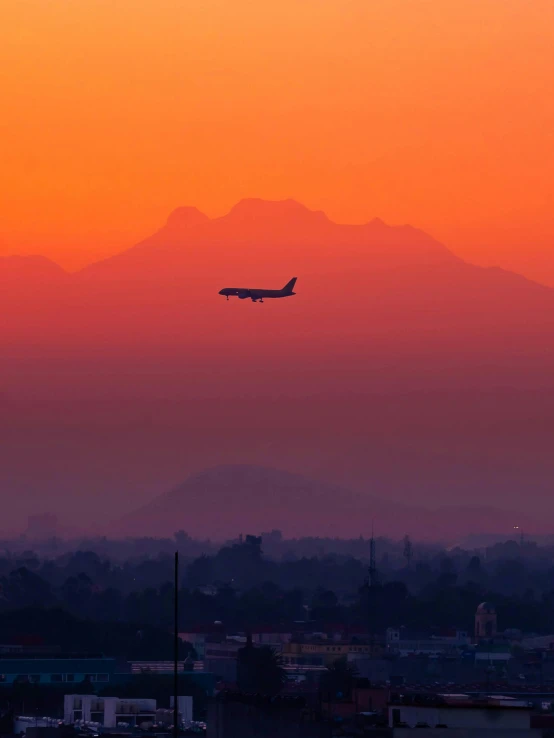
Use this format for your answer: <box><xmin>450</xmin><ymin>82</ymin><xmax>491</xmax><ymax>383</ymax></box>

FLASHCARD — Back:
<box><xmin>476</xmin><ymin>602</ymin><xmax>495</xmax><ymax>614</ymax></box>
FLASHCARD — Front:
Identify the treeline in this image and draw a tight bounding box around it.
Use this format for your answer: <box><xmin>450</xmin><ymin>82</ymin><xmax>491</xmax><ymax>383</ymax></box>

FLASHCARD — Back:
<box><xmin>2</xmin><ymin>535</ymin><xmax>554</xmax><ymax>636</ymax></box>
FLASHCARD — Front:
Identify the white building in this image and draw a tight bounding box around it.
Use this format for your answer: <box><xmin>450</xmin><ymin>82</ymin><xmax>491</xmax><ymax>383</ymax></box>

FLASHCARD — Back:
<box><xmin>64</xmin><ymin>694</ymin><xmax>194</xmax><ymax>728</ymax></box>
<box><xmin>64</xmin><ymin>695</ymin><xmax>157</xmax><ymax>728</ymax></box>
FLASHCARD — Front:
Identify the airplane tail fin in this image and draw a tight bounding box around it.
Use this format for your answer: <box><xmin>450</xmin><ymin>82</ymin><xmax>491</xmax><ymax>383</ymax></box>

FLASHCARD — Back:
<box><xmin>283</xmin><ymin>277</ymin><xmax>297</xmax><ymax>294</ymax></box>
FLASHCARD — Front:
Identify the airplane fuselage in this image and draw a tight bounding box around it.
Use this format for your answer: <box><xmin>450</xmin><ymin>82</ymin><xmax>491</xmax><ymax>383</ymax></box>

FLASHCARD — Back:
<box><xmin>219</xmin><ymin>277</ymin><xmax>297</xmax><ymax>302</ymax></box>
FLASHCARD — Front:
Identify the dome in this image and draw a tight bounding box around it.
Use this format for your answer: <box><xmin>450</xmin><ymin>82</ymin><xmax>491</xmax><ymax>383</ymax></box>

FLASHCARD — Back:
<box><xmin>476</xmin><ymin>602</ymin><xmax>495</xmax><ymax>614</ymax></box>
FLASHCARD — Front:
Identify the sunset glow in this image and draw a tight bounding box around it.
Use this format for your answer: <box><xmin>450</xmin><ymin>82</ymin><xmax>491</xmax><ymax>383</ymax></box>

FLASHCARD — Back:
<box><xmin>1</xmin><ymin>0</ymin><xmax>553</xmax><ymax>281</ymax></box>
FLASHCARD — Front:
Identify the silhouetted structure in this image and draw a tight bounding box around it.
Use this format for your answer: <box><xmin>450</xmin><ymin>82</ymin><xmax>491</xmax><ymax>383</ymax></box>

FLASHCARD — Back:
<box><xmin>475</xmin><ymin>602</ymin><xmax>497</xmax><ymax>640</ymax></box>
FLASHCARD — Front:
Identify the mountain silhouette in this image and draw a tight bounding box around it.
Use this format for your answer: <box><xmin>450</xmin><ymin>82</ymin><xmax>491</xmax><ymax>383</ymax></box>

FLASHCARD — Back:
<box><xmin>6</xmin><ymin>196</ymin><xmax>552</xmax><ymax>372</ymax></box>
<box><xmin>78</xmin><ymin>197</ymin><xmax>458</xmax><ymax>282</ymax></box>
<box><xmin>2</xmin><ymin>199</ymin><xmax>554</xmax><ymax>532</ymax></box>
<box><xmin>113</xmin><ymin>464</ymin><xmax>544</xmax><ymax>541</ymax></box>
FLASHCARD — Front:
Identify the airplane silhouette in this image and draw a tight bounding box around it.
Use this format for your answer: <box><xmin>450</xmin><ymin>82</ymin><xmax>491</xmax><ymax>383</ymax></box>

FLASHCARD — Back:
<box><xmin>219</xmin><ymin>277</ymin><xmax>297</xmax><ymax>303</ymax></box>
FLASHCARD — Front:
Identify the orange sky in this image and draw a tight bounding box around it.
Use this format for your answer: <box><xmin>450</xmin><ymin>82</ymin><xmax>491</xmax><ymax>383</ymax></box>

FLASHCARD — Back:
<box><xmin>1</xmin><ymin>0</ymin><xmax>553</xmax><ymax>282</ymax></box>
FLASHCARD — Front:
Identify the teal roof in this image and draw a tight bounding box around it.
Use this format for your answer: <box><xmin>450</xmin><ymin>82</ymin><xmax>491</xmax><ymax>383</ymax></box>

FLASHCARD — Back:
<box><xmin>0</xmin><ymin>657</ymin><xmax>115</xmax><ymax>673</ymax></box>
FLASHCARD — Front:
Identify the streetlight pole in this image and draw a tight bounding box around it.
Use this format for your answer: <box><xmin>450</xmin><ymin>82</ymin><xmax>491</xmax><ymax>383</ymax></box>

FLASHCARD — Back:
<box><xmin>174</xmin><ymin>551</ymin><xmax>179</xmax><ymax>738</ymax></box>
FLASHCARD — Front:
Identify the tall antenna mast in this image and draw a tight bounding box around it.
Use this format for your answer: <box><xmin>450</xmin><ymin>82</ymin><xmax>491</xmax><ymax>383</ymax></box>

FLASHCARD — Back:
<box><xmin>365</xmin><ymin>523</ymin><xmax>380</xmax><ymax>650</ymax></box>
<box><xmin>369</xmin><ymin>522</ymin><xmax>378</xmax><ymax>588</ymax></box>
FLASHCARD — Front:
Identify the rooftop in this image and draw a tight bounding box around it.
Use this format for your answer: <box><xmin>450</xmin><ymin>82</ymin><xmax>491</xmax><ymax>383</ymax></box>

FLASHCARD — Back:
<box><xmin>390</xmin><ymin>692</ymin><xmax>532</xmax><ymax>709</ymax></box>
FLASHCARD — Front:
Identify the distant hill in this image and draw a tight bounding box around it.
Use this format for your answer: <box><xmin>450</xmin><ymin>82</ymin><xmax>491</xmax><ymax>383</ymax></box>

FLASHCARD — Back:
<box><xmin>112</xmin><ymin>464</ymin><xmax>545</xmax><ymax>542</ymax></box>
<box><xmin>0</xmin><ymin>254</ymin><xmax>66</xmax><ymax>285</ymax></box>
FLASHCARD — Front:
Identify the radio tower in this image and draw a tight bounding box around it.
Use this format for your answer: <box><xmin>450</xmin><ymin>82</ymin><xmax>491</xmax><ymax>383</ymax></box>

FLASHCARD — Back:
<box><xmin>365</xmin><ymin>524</ymin><xmax>380</xmax><ymax>652</ymax></box>
<box><xmin>368</xmin><ymin>524</ymin><xmax>378</xmax><ymax>588</ymax></box>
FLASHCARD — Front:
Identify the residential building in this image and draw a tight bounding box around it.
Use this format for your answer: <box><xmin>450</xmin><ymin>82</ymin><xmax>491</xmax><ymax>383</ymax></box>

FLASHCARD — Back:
<box><xmin>281</xmin><ymin>638</ymin><xmax>383</xmax><ymax>669</ymax></box>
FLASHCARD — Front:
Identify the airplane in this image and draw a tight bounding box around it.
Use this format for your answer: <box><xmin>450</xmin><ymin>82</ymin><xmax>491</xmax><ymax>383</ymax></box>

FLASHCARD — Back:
<box><xmin>219</xmin><ymin>277</ymin><xmax>297</xmax><ymax>303</ymax></box>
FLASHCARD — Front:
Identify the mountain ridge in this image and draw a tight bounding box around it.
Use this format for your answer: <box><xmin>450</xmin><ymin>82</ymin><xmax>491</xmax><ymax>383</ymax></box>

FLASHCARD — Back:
<box><xmin>112</xmin><ymin>463</ymin><xmax>546</xmax><ymax>542</ymax></box>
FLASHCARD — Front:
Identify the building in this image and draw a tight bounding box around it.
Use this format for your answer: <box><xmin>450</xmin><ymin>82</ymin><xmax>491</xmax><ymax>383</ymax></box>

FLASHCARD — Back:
<box><xmin>389</xmin><ymin>692</ymin><xmax>534</xmax><ymax>731</ymax></box>
<box><xmin>321</xmin><ymin>684</ymin><xmax>389</xmax><ymax>720</ymax></box>
<box><xmin>474</xmin><ymin>642</ymin><xmax>512</xmax><ymax>663</ymax></box>
<box><xmin>282</xmin><ymin>638</ymin><xmax>383</xmax><ymax>670</ymax></box>
<box><xmin>64</xmin><ymin>695</ymin><xmax>194</xmax><ymax>729</ymax></box>
<box><xmin>475</xmin><ymin>602</ymin><xmax>498</xmax><ymax>640</ymax></box>
<box><xmin>179</xmin><ymin>624</ymin><xmax>226</xmax><ymax>659</ymax></box>
<box><xmin>122</xmin><ymin>668</ymin><xmax>218</xmax><ymax>698</ymax></box>
<box><xmin>180</xmin><ymin>625</ymin><xmax>292</xmax><ymax>660</ymax></box>
<box><xmin>204</xmin><ymin>638</ymin><xmax>245</xmax><ymax>663</ymax></box>
<box><xmin>14</xmin><ymin>718</ymin><xmax>63</xmax><ymax>736</ymax></box>
<box><xmin>250</xmin><ymin>627</ymin><xmax>292</xmax><ymax>649</ymax></box>
<box><xmin>129</xmin><ymin>660</ymin><xmax>200</xmax><ymax>673</ymax></box>
<box><xmin>0</xmin><ymin>653</ymin><xmax>115</xmax><ymax>686</ymax></box>
<box><xmin>207</xmin><ymin>693</ymin><xmax>329</xmax><ymax>738</ymax></box>
<box><xmin>64</xmin><ymin>695</ymin><xmax>156</xmax><ymax>728</ymax></box>
<box><xmin>386</xmin><ymin>627</ymin><xmax>470</xmax><ymax>657</ymax></box>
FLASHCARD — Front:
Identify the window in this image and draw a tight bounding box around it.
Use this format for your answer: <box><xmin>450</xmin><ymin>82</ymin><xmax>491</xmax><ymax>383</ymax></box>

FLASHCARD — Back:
<box><xmin>96</xmin><ymin>674</ymin><xmax>109</xmax><ymax>682</ymax></box>
<box><xmin>85</xmin><ymin>674</ymin><xmax>97</xmax><ymax>682</ymax></box>
<box><xmin>51</xmin><ymin>674</ymin><xmax>63</xmax><ymax>682</ymax></box>
<box><xmin>66</xmin><ymin>674</ymin><xmax>75</xmax><ymax>682</ymax></box>
<box><xmin>30</xmin><ymin>675</ymin><xmax>41</xmax><ymax>684</ymax></box>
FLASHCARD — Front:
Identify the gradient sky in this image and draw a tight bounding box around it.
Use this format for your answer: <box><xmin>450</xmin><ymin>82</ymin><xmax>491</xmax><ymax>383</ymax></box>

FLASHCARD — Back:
<box><xmin>1</xmin><ymin>0</ymin><xmax>554</xmax><ymax>281</ymax></box>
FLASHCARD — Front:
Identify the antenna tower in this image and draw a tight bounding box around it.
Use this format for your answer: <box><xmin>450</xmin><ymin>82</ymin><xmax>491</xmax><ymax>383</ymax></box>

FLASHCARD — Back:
<box><xmin>368</xmin><ymin>524</ymin><xmax>378</xmax><ymax>588</ymax></box>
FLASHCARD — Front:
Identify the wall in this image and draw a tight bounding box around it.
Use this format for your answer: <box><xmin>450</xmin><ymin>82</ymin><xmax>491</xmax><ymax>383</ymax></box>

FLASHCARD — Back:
<box><xmin>390</xmin><ymin>706</ymin><xmax>531</xmax><ymax>730</ymax></box>
<box><xmin>392</xmin><ymin>728</ymin><xmax>543</xmax><ymax>738</ymax></box>
<box><xmin>170</xmin><ymin>695</ymin><xmax>193</xmax><ymax>722</ymax></box>
<box><xmin>207</xmin><ymin>701</ymin><xmax>331</xmax><ymax>738</ymax></box>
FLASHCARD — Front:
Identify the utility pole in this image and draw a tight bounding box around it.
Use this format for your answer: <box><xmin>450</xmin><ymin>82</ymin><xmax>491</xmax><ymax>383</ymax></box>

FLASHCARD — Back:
<box><xmin>174</xmin><ymin>551</ymin><xmax>179</xmax><ymax>738</ymax></box>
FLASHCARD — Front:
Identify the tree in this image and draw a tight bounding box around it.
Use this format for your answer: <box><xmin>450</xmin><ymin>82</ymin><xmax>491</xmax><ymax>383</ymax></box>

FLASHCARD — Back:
<box><xmin>4</xmin><ymin>567</ymin><xmax>53</xmax><ymax>607</ymax></box>
<box><xmin>320</xmin><ymin>658</ymin><xmax>359</xmax><ymax>700</ymax></box>
<box><xmin>237</xmin><ymin>641</ymin><xmax>286</xmax><ymax>696</ymax></box>
<box><xmin>466</xmin><ymin>556</ymin><xmax>483</xmax><ymax>581</ymax></box>
<box><xmin>174</xmin><ymin>530</ymin><xmax>191</xmax><ymax>548</ymax></box>
<box><xmin>186</xmin><ymin>556</ymin><xmax>215</xmax><ymax>589</ymax></box>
